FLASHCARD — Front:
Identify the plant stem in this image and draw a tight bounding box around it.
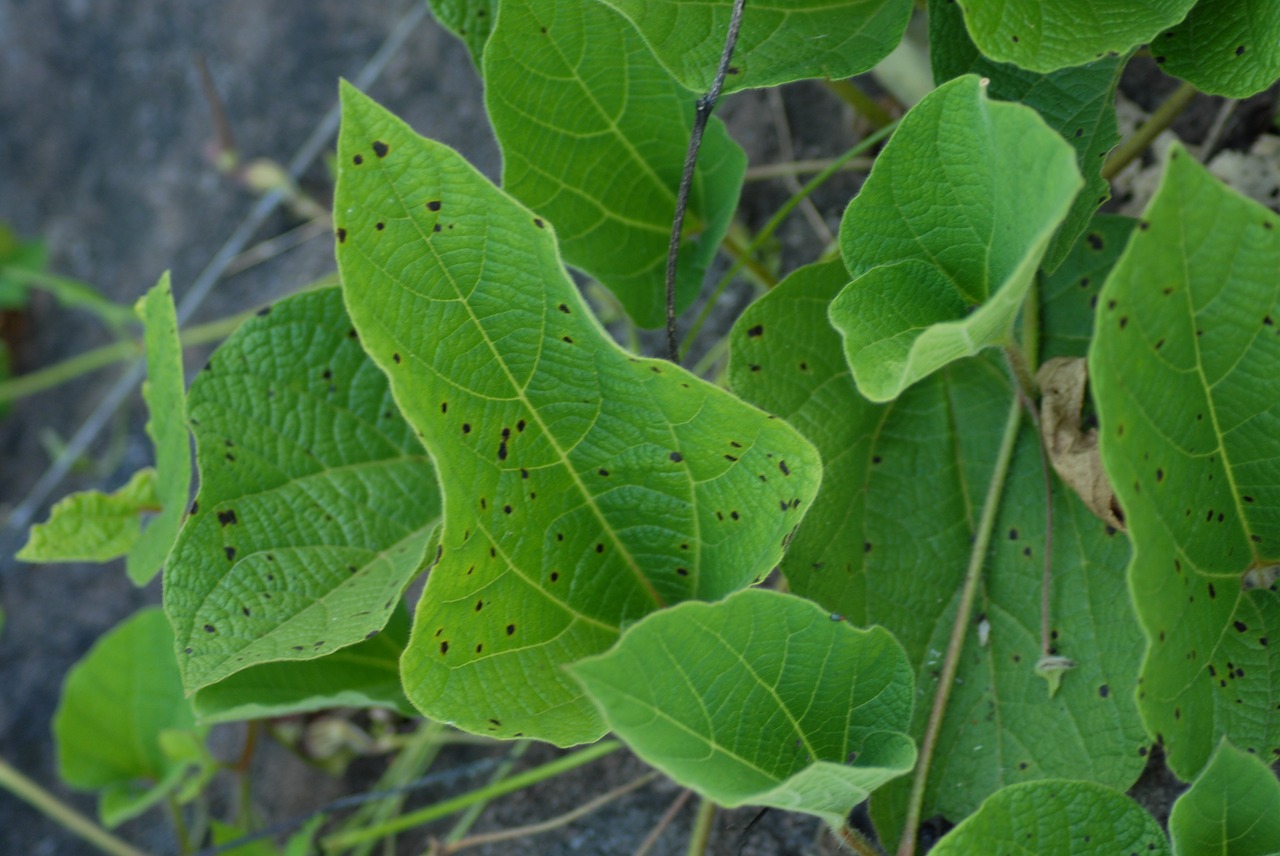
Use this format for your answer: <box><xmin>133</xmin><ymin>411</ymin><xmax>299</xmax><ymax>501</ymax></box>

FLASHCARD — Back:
<box><xmin>632</xmin><ymin>789</ymin><xmax>692</xmax><ymax>856</ymax></box>
<box><xmin>0</xmin><ymin>755</ymin><xmax>153</xmax><ymax>856</ymax></box>
<box><xmin>665</xmin><ymin>0</ymin><xmax>746</xmax><ymax>363</ymax></box>
<box><xmin>680</xmin><ymin>120</ymin><xmax>898</xmax><ymax>360</ymax></box>
<box><xmin>1101</xmin><ymin>81</ymin><xmax>1198</xmax><ymax>180</ymax></box>
<box><xmin>835</xmin><ymin>823</ymin><xmax>887</xmax><ymax>856</ymax></box>
<box><xmin>823</xmin><ymin>79</ymin><xmax>895</xmax><ymax>129</ymax></box>
<box><xmin>441</xmin><ymin>740</ymin><xmax>530</xmax><ymax>845</ymax></box>
<box><xmin>896</xmin><ymin>394</ymin><xmax>1023</xmax><ymax>856</ymax></box>
<box><xmin>685</xmin><ymin>797</ymin><xmax>717</xmax><ymax>856</ymax></box>
<box><xmin>439</xmin><ymin>771</ymin><xmax>659</xmax><ymax>853</ymax></box>
<box><xmin>744</xmin><ymin>157</ymin><xmax>873</xmax><ymax>182</ymax></box>
<box><xmin>320</xmin><ymin>741</ymin><xmax>622</xmax><ymax>850</ymax></box>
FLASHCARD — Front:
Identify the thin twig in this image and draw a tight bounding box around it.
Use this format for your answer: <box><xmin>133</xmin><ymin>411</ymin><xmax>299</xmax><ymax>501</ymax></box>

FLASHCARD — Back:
<box><xmin>766</xmin><ymin>87</ymin><xmax>834</xmax><ymax>244</ymax></box>
<box><xmin>744</xmin><ymin>156</ymin><xmax>873</xmax><ymax>181</ymax></box>
<box><xmin>1197</xmin><ymin>97</ymin><xmax>1239</xmax><ymax>163</ymax></box>
<box><xmin>1102</xmin><ymin>81</ymin><xmax>1198</xmax><ymax>180</ymax></box>
<box><xmin>665</xmin><ymin>0</ymin><xmax>746</xmax><ymax>363</ymax></box>
<box><xmin>632</xmin><ymin>788</ymin><xmax>692</xmax><ymax>856</ymax></box>
<box><xmin>896</xmin><ymin>395</ymin><xmax>1023</xmax><ymax>856</ymax></box>
<box><xmin>438</xmin><ymin>771</ymin><xmax>660</xmax><ymax>854</ymax></box>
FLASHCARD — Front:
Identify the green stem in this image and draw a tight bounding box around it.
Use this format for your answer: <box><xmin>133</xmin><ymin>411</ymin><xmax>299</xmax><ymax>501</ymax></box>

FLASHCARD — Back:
<box><xmin>320</xmin><ymin>740</ymin><xmax>621</xmax><ymax>850</ymax></box>
<box><xmin>684</xmin><ymin>797</ymin><xmax>716</xmax><ymax>856</ymax></box>
<box><xmin>1101</xmin><ymin>81</ymin><xmax>1198</xmax><ymax>180</ymax></box>
<box><xmin>0</xmin><ymin>755</ymin><xmax>153</xmax><ymax>856</ymax></box>
<box><xmin>744</xmin><ymin>157</ymin><xmax>873</xmax><ymax>182</ymax></box>
<box><xmin>0</xmin><ymin>307</ymin><xmax>258</xmax><ymax>405</ymax></box>
<box><xmin>442</xmin><ymin>740</ymin><xmax>530</xmax><ymax>845</ymax></box>
<box><xmin>0</xmin><ymin>265</ymin><xmax>138</xmax><ymax>329</ymax></box>
<box><xmin>896</xmin><ymin>394</ymin><xmax>1023</xmax><ymax>856</ymax></box>
<box><xmin>682</xmin><ymin>120</ymin><xmax>898</xmax><ymax>360</ymax></box>
<box><xmin>168</xmin><ymin>795</ymin><xmax>191</xmax><ymax>855</ymax></box>
<box><xmin>823</xmin><ymin>79</ymin><xmax>895</xmax><ymax>129</ymax></box>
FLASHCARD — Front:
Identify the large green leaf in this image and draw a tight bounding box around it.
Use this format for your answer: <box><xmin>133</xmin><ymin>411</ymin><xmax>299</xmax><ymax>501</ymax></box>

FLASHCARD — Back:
<box><xmin>928</xmin><ymin>0</ymin><xmax>1124</xmax><ymax>274</ymax></box>
<box><xmin>598</xmin><ymin>0</ymin><xmax>911</xmax><ymax>93</ymax></box>
<box><xmin>164</xmin><ymin>287</ymin><xmax>440</xmax><ymax>692</ymax></box>
<box><xmin>427</xmin><ymin>0</ymin><xmax>494</xmax><ymax>68</ymax></box>
<box><xmin>1159</xmin><ymin>1</ymin><xmax>1280</xmax><ymax>98</ymax></box>
<box><xmin>483</xmin><ymin>0</ymin><xmax>745</xmax><ymax>328</ymax></box>
<box><xmin>192</xmin><ymin>604</ymin><xmax>415</xmax><ymax>724</ymax></box>
<box><xmin>54</xmin><ymin>608</ymin><xmax>207</xmax><ymax>828</ymax></box>
<box><xmin>18</xmin><ymin>468</ymin><xmax>159</xmax><ymax>564</ymax></box>
<box><xmin>1169</xmin><ymin>739</ymin><xmax>1280</xmax><ymax>856</ymax></box>
<box><xmin>1089</xmin><ymin>145</ymin><xmax>1280</xmax><ymax>779</ymax></box>
<box><xmin>931</xmin><ymin>780</ymin><xmax>1169</xmax><ymax>855</ymax></box>
<box><xmin>954</xmin><ymin>0</ymin><xmax>1195</xmax><ymax>73</ymax></box>
<box><xmin>830</xmin><ymin>74</ymin><xmax>1081</xmax><ymax>402</ymax></box>
<box><xmin>334</xmin><ymin>82</ymin><xmax>821</xmax><ymax>746</ymax></box>
<box><xmin>731</xmin><ymin>262</ymin><xmax>1147</xmax><ymax>846</ymax></box>
<box><xmin>570</xmin><ymin>589</ymin><xmax>916</xmax><ymax>826</ymax></box>
<box><xmin>127</xmin><ymin>273</ymin><xmax>191</xmax><ymax>585</ymax></box>
<box><xmin>1040</xmin><ymin>215</ymin><xmax>1137</xmax><ymax>362</ymax></box>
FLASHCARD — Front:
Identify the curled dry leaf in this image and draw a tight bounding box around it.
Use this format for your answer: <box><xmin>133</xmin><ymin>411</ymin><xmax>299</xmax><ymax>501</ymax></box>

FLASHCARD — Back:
<box><xmin>1036</xmin><ymin>356</ymin><xmax>1126</xmax><ymax>531</ymax></box>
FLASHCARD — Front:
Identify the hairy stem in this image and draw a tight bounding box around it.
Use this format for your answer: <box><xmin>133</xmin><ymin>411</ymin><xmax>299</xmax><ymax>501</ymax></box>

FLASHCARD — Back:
<box><xmin>665</xmin><ymin>0</ymin><xmax>746</xmax><ymax>363</ymax></box>
<box><xmin>897</xmin><ymin>394</ymin><xmax>1023</xmax><ymax>856</ymax></box>
<box><xmin>0</xmin><ymin>755</ymin><xmax>153</xmax><ymax>856</ymax></box>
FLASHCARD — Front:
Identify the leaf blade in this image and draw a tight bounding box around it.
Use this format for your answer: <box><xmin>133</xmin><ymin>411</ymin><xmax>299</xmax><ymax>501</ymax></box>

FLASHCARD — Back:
<box><xmin>1169</xmin><ymin>738</ymin><xmax>1280</xmax><ymax>856</ymax></box>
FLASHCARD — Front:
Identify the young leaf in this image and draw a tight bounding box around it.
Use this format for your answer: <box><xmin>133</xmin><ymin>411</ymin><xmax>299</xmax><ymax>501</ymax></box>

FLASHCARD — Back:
<box><xmin>18</xmin><ymin>468</ymin><xmax>159</xmax><ymax>563</ymax></box>
<box><xmin>1159</xmin><ymin>3</ymin><xmax>1280</xmax><ymax>98</ymax></box>
<box><xmin>483</xmin><ymin>0</ymin><xmax>745</xmax><ymax>328</ymax></box>
<box><xmin>953</xmin><ymin>0</ymin><xmax>1195</xmax><ymax>74</ymax></box>
<box><xmin>928</xmin><ymin>0</ymin><xmax>1125</xmax><ymax>273</ymax></box>
<box><xmin>1169</xmin><ymin>739</ymin><xmax>1280</xmax><ymax>856</ymax></box>
<box><xmin>334</xmin><ymin>82</ymin><xmax>821</xmax><ymax>746</ymax></box>
<box><xmin>192</xmin><ymin>603</ymin><xmax>415</xmax><ymax>724</ymax></box>
<box><xmin>127</xmin><ymin>272</ymin><xmax>191</xmax><ymax>585</ymax></box>
<box><xmin>830</xmin><ymin>74</ymin><xmax>1081</xmax><ymax>402</ymax></box>
<box><xmin>164</xmin><ymin>287</ymin><xmax>440</xmax><ymax>693</ymax></box>
<box><xmin>427</xmin><ymin>0</ymin><xmax>494</xmax><ymax>68</ymax></box>
<box><xmin>732</xmin><ymin>264</ymin><xmax>1148</xmax><ymax>846</ymax></box>
<box><xmin>930</xmin><ymin>780</ymin><xmax>1169</xmax><ymax>855</ymax></box>
<box><xmin>570</xmin><ymin>589</ymin><xmax>916</xmax><ymax>827</ymax></box>
<box><xmin>1089</xmin><ymin>145</ymin><xmax>1280</xmax><ymax>779</ymax></box>
<box><xmin>598</xmin><ymin>0</ymin><xmax>911</xmax><ymax>93</ymax></box>
<box><xmin>54</xmin><ymin>608</ymin><xmax>207</xmax><ymax>828</ymax></box>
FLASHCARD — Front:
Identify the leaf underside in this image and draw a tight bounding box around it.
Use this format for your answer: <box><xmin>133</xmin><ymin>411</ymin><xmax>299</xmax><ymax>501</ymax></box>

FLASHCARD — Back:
<box><xmin>334</xmin><ymin>82</ymin><xmax>820</xmax><ymax>746</ymax></box>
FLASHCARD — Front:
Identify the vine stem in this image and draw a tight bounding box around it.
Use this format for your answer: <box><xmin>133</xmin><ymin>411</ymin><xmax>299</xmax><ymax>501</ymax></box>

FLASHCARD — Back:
<box><xmin>632</xmin><ymin>788</ymin><xmax>692</xmax><ymax>856</ymax></box>
<box><xmin>1101</xmin><ymin>81</ymin><xmax>1197</xmax><ymax>180</ymax></box>
<box><xmin>685</xmin><ymin>797</ymin><xmax>717</xmax><ymax>856</ymax></box>
<box><xmin>0</xmin><ymin>755</ymin><xmax>153</xmax><ymax>856</ymax></box>
<box><xmin>320</xmin><ymin>740</ymin><xmax>622</xmax><ymax>850</ymax></box>
<box><xmin>896</xmin><ymin>393</ymin><xmax>1023</xmax><ymax>856</ymax></box>
<box><xmin>665</xmin><ymin>0</ymin><xmax>746</xmax><ymax>363</ymax></box>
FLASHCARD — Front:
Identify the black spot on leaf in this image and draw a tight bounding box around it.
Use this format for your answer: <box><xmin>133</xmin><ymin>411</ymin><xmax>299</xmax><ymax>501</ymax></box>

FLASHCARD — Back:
<box><xmin>669</xmin><ymin>451</ymin><xmax>683</xmax><ymax>462</ymax></box>
<box><xmin>440</xmin><ymin>641</ymin><xmax>449</xmax><ymax>655</ymax></box>
<box><xmin>189</xmin><ymin>501</ymin><xmax>199</xmax><ymax>515</ymax></box>
<box><xmin>393</xmin><ymin>353</ymin><xmax>402</xmax><ymax>363</ymax></box>
<box><xmin>747</xmin><ymin>324</ymin><xmax>764</xmax><ymax>338</ymax></box>
<box><xmin>596</xmin><ymin>543</ymin><xmax>604</xmax><ymax>553</ymax></box>
<box><xmin>534</xmin><ymin>218</ymin><xmax>544</xmax><ymax>228</ymax></box>
<box><xmin>506</xmin><ymin>624</ymin><xmax>516</xmax><ymax>635</ymax></box>
<box><xmin>1235</xmin><ymin>621</ymin><xmax>1249</xmax><ymax>632</ymax></box>
<box><xmin>427</xmin><ymin>200</ymin><xmax>441</xmax><ymax>211</ymax></box>
<box><xmin>676</xmin><ymin>567</ymin><xmax>689</xmax><ymax>576</ymax></box>
<box><xmin>225</xmin><ymin>547</ymin><xmax>236</xmax><ymax>562</ymax></box>
<box><xmin>218</xmin><ymin>509</ymin><xmax>238</xmax><ymax>527</ymax></box>
<box><xmin>336</xmin><ymin>228</ymin><xmax>347</xmax><ymax>243</ymax></box>
<box><xmin>778</xmin><ymin>460</ymin><xmax>790</xmax><ymax>476</ymax></box>
<box><xmin>352</xmin><ymin>154</ymin><xmax>364</xmax><ymax>165</ymax></box>
<box><xmin>372</xmin><ymin>140</ymin><xmax>389</xmax><ymax>157</ymax></box>
<box><xmin>204</xmin><ymin>624</ymin><xmax>216</xmax><ymax>633</ymax></box>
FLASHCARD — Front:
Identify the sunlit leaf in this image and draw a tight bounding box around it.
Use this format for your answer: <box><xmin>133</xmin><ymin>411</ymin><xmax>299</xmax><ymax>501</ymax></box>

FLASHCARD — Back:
<box><xmin>483</xmin><ymin>0</ymin><xmax>745</xmax><ymax>328</ymax></box>
<box><xmin>830</xmin><ymin>74</ymin><xmax>1081</xmax><ymax>402</ymax></box>
<box><xmin>1169</xmin><ymin>738</ymin><xmax>1280</xmax><ymax>856</ymax></box>
<box><xmin>1089</xmin><ymin>144</ymin><xmax>1280</xmax><ymax>779</ymax></box>
<box><xmin>931</xmin><ymin>780</ymin><xmax>1169</xmax><ymax>855</ymax></box>
<box><xmin>335</xmin><ymin>82</ymin><xmax>820</xmax><ymax>746</ymax></box>
<box><xmin>165</xmin><ymin>287</ymin><xmax>440</xmax><ymax>692</ymax></box>
<box><xmin>18</xmin><ymin>469</ymin><xmax>160</xmax><ymax>564</ymax></box>
<box><xmin>572</xmin><ymin>589</ymin><xmax>916</xmax><ymax>826</ymax></box>
<box><xmin>598</xmin><ymin>0</ymin><xmax>911</xmax><ymax>93</ymax></box>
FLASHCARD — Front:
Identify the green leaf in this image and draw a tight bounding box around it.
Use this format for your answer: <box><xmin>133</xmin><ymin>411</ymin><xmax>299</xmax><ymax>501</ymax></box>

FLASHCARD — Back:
<box><xmin>598</xmin><ymin>0</ymin><xmax>912</xmax><ymax>93</ymax></box>
<box><xmin>1160</xmin><ymin>2</ymin><xmax>1280</xmax><ymax>98</ymax></box>
<box><xmin>731</xmin><ymin>264</ymin><xmax>1148</xmax><ymax>845</ymax></box>
<box><xmin>192</xmin><ymin>603</ymin><xmax>415</xmax><ymax>724</ymax></box>
<box><xmin>164</xmin><ymin>287</ymin><xmax>440</xmax><ymax>692</ymax></box>
<box><xmin>571</xmin><ymin>589</ymin><xmax>916</xmax><ymax>826</ymax></box>
<box><xmin>930</xmin><ymin>780</ymin><xmax>1169</xmax><ymax>855</ymax></box>
<box><xmin>0</xmin><ymin>222</ymin><xmax>45</xmax><ymax>309</ymax></box>
<box><xmin>54</xmin><ymin>608</ymin><xmax>206</xmax><ymax>828</ymax></box>
<box><xmin>1089</xmin><ymin>144</ymin><xmax>1280</xmax><ymax>779</ymax></box>
<box><xmin>830</xmin><ymin>74</ymin><xmax>1081</xmax><ymax>402</ymax></box>
<box><xmin>1039</xmin><ymin>215</ymin><xmax>1137</xmax><ymax>362</ymax></box>
<box><xmin>482</xmin><ymin>0</ymin><xmax>745</xmax><ymax>328</ymax></box>
<box><xmin>427</xmin><ymin>0</ymin><xmax>494</xmax><ymax>67</ymax></box>
<box><xmin>953</xmin><ymin>0</ymin><xmax>1195</xmax><ymax>74</ymax></box>
<box><xmin>126</xmin><ymin>273</ymin><xmax>191</xmax><ymax>585</ymax></box>
<box><xmin>928</xmin><ymin>0</ymin><xmax>1125</xmax><ymax>273</ymax></box>
<box><xmin>334</xmin><ymin>82</ymin><xmax>821</xmax><ymax>746</ymax></box>
<box><xmin>1170</xmin><ymin>738</ymin><xmax>1280</xmax><ymax>856</ymax></box>
<box><xmin>18</xmin><ymin>468</ymin><xmax>160</xmax><ymax>563</ymax></box>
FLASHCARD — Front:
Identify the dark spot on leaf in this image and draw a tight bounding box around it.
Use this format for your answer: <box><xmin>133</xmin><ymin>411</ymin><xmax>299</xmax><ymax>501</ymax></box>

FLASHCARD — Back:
<box><xmin>1139</xmin><ymin>221</ymin><xmax>1150</xmax><ymax>231</ymax></box>
<box><xmin>440</xmin><ymin>641</ymin><xmax>449</xmax><ymax>655</ymax></box>
<box><xmin>556</xmin><ymin>533</ymin><xmax>564</xmax><ymax>541</ymax></box>
<box><xmin>669</xmin><ymin>451</ymin><xmax>683</xmax><ymax>462</ymax></box>
<box><xmin>1235</xmin><ymin>621</ymin><xmax>1249</xmax><ymax>633</ymax></box>
<box><xmin>1008</xmin><ymin>528</ymin><xmax>1019</xmax><ymax>540</ymax></box>
<box><xmin>1119</xmin><ymin>316</ymin><xmax>1128</xmax><ymax>330</ymax></box>
<box><xmin>372</xmin><ymin>140</ymin><xmax>389</xmax><ymax>158</ymax></box>
<box><xmin>1236</xmin><ymin>45</ymin><xmax>1246</xmax><ymax>55</ymax></box>
<box><xmin>463</xmin><ymin>423</ymin><xmax>471</xmax><ymax>434</ymax></box>
<box><xmin>598</xmin><ymin>468</ymin><xmax>609</xmax><ymax>476</ymax></box>
<box><xmin>393</xmin><ymin>353</ymin><xmax>401</xmax><ymax>364</ymax></box>
<box><xmin>336</xmin><ymin>228</ymin><xmax>347</xmax><ymax>243</ymax></box>
<box><xmin>749</xmin><ymin>364</ymin><xmax>761</xmax><ymax>372</ymax></box>
<box><xmin>550</xmin><ymin>572</ymin><xmax>559</xmax><ymax>582</ymax></box>
<box><xmin>189</xmin><ymin>501</ymin><xmax>199</xmax><ymax>515</ymax></box>
<box><xmin>864</xmin><ymin>542</ymin><xmax>872</xmax><ymax>553</ymax></box>
<box><xmin>1209</xmin><ymin>583</ymin><xmax>1216</xmax><ymax>598</ymax></box>
<box><xmin>375</xmin><ymin>222</ymin><xmax>385</xmax><ymax>231</ymax></box>
<box><xmin>225</xmin><ymin>453</ymin><xmax>236</xmax><ymax>462</ymax></box>
<box><xmin>353</xmin><ymin>154</ymin><xmax>364</xmax><ymax>165</ymax></box>
<box><xmin>731</xmin><ymin>511</ymin><xmax>740</xmax><ymax>520</ymax></box>
<box><xmin>1155</xmin><ymin>339</ymin><xmax>1165</xmax><ymax>350</ymax></box>
<box><xmin>427</xmin><ymin>200</ymin><xmax>441</xmax><ymax>211</ymax></box>
<box><xmin>218</xmin><ymin>509</ymin><xmax>238</xmax><ymax>527</ymax></box>
<box><xmin>747</xmin><ymin>324</ymin><xmax>764</xmax><ymax>338</ymax></box>
<box><xmin>1155</xmin><ymin>55</ymin><xmax>1166</xmax><ymax>63</ymax></box>
<box><xmin>534</xmin><ymin>218</ymin><xmax>544</xmax><ymax>228</ymax></box>
<box><xmin>1019</xmin><ymin>762</ymin><xmax>1028</xmax><ymax>770</ymax></box>
<box><xmin>596</xmin><ymin>543</ymin><xmax>604</xmax><ymax>553</ymax></box>
<box><xmin>225</xmin><ymin>547</ymin><xmax>236</xmax><ymax>562</ymax></box>
<box><xmin>778</xmin><ymin>460</ymin><xmax>790</xmax><ymax>476</ymax></box>
<box><xmin>1138</xmin><ymin>746</ymin><xmax>1148</xmax><ymax>756</ymax></box>
<box><xmin>724</xmin><ymin>454</ymin><xmax>738</xmax><ymax>462</ymax></box>
<box><xmin>562</xmin><ymin>336</ymin><xmax>574</xmax><ymax>344</ymax></box>
<box><xmin>503</xmin><ymin>504</ymin><xmax>512</xmax><ymax>514</ymax></box>
<box><xmin>1087</xmin><ymin>233</ymin><xmax>1103</xmax><ymax>250</ymax></box>
<box><xmin>498</xmin><ymin>440</ymin><xmax>507</xmax><ymax>460</ymax></box>
<box><xmin>506</xmin><ymin>624</ymin><xmax>516</xmax><ymax>636</ymax></box>
<box><xmin>557</xmin><ymin>303</ymin><xmax>570</xmax><ymax>314</ymax></box>
<box><xmin>1099</xmin><ymin>685</ymin><xmax>1110</xmax><ymax>698</ymax></box>
<box><xmin>676</xmin><ymin>567</ymin><xmax>689</xmax><ymax>576</ymax></box>
<box><xmin>433</xmin><ymin>224</ymin><xmax>441</xmax><ymax>233</ymax></box>
<box><xmin>476</xmin><ymin>643</ymin><xmax>483</xmax><ymax>653</ymax></box>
